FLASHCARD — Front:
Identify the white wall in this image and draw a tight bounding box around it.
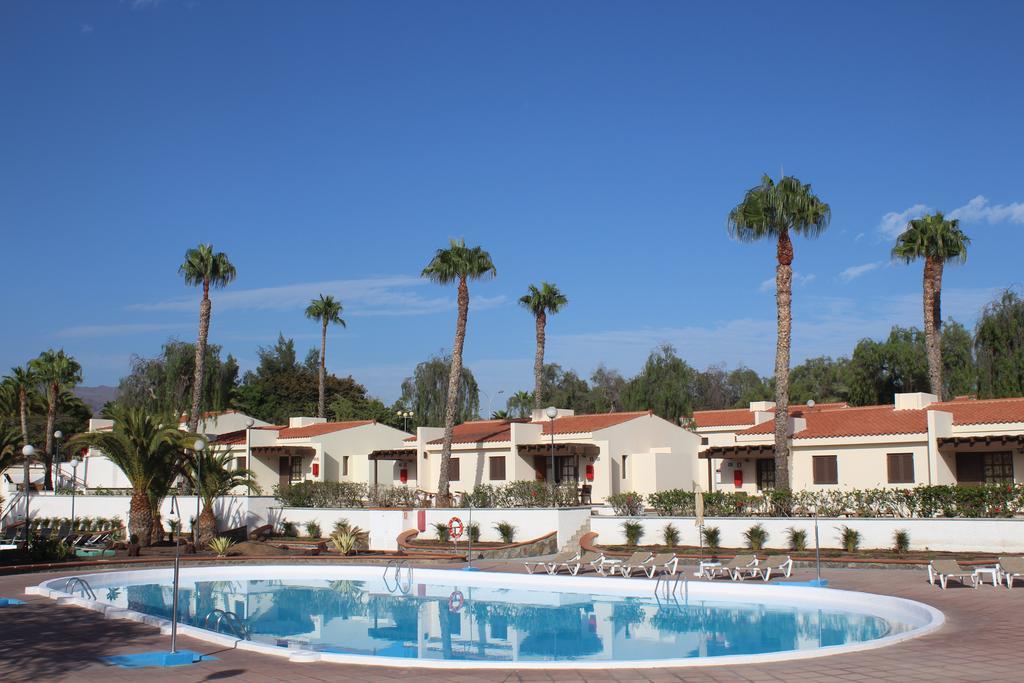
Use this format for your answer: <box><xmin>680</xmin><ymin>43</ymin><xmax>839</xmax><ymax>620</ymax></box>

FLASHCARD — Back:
<box><xmin>590</xmin><ymin>515</ymin><xmax>1024</xmax><ymax>554</ymax></box>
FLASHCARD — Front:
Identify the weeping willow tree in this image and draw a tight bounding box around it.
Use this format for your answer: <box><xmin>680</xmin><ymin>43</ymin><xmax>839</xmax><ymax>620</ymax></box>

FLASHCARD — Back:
<box><xmin>117</xmin><ymin>340</ymin><xmax>239</xmax><ymax>418</ymax></box>
<box><xmin>622</xmin><ymin>344</ymin><xmax>697</xmax><ymax>421</ymax></box>
<box><xmin>399</xmin><ymin>352</ymin><xmax>480</xmax><ymax>428</ymax></box>
<box><xmin>975</xmin><ymin>290</ymin><xmax>1024</xmax><ymax>398</ymax></box>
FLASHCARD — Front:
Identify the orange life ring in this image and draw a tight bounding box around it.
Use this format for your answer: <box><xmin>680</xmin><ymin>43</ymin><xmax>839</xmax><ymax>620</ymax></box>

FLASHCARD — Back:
<box><xmin>448</xmin><ymin>590</ymin><xmax>464</xmax><ymax>612</ymax></box>
<box><xmin>448</xmin><ymin>516</ymin><xmax>464</xmax><ymax>540</ymax></box>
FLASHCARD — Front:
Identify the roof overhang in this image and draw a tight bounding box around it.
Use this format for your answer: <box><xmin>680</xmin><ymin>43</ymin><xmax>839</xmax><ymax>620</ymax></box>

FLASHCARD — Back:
<box><xmin>938</xmin><ymin>434</ymin><xmax>1024</xmax><ymax>448</ymax></box>
<box><xmin>250</xmin><ymin>446</ymin><xmax>316</xmax><ymax>457</ymax></box>
<box><xmin>699</xmin><ymin>444</ymin><xmax>775</xmax><ymax>460</ymax></box>
<box><xmin>517</xmin><ymin>443</ymin><xmax>600</xmax><ymax>458</ymax></box>
<box><xmin>368</xmin><ymin>448</ymin><xmax>418</xmax><ymax>462</ymax></box>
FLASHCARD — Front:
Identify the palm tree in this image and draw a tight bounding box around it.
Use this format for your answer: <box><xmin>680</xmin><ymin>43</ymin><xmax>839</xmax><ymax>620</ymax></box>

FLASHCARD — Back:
<box><xmin>4</xmin><ymin>366</ymin><xmax>37</xmax><ymax>447</ymax></box>
<box><xmin>70</xmin><ymin>406</ymin><xmax>193</xmax><ymax>545</ymax></box>
<box><xmin>183</xmin><ymin>450</ymin><xmax>259</xmax><ymax>545</ymax></box>
<box><xmin>507</xmin><ymin>390</ymin><xmax>534</xmax><ymax>418</ymax></box>
<box><xmin>304</xmin><ymin>294</ymin><xmax>346</xmax><ymax>418</ymax></box>
<box><xmin>179</xmin><ymin>244</ymin><xmax>237</xmax><ymax>433</ymax></box>
<box><xmin>0</xmin><ymin>425</ymin><xmax>23</xmax><ymax>472</ymax></box>
<box><xmin>422</xmin><ymin>239</ymin><xmax>496</xmax><ymax>503</ymax></box>
<box><xmin>29</xmin><ymin>350</ymin><xmax>82</xmax><ymax>490</ymax></box>
<box><xmin>728</xmin><ymin>174</ymin><xmax>831</xmax><ymax>491</ymax></box>
<box><xmin>892</xmin><ymin>212</ymin><xmax>970</xmax><ymax>399</ymax></box>
<box><xmin>519</xmin><ymin>282</ymin><xmax>568</xmax><ymax>408</ymax></box>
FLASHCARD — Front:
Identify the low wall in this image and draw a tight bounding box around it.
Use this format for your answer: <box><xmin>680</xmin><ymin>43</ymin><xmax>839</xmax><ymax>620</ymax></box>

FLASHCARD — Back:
<box><xmin>590</xmin><ymin>515</ymin><xmax>1024</xmax><ymax>553</ymax></box>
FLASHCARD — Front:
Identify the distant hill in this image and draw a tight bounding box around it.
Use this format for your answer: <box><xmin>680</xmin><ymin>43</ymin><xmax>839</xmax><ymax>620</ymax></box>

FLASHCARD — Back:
<box><xmin>74</xmin><ymin>385</ymin><xmax>119</xmax><ymax>415</ymax></box>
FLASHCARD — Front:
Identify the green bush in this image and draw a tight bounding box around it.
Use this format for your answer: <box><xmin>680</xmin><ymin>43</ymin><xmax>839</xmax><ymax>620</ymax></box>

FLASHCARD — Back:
<box><xmin>838</xmin><ymin>525</ymin><xmax>861</xmax><ymax>553</ymax></box>
<box><xmin>434</xmin><ymin>521</ymin><xmax>451</xmax><ymax>543</ymax></box>
<box><xmin>28</xmin><ymin>537</ymin><xmax>72</xmax><ymax>562</ymax></box>
<box><xmin>661</xmin><ymin>522</ymin><xmax>680</xmax><ymax>548</ymax></box>
<box><xmin>701</xmin><ymin>526</ymin><xmax>721</xmax><ymax>550</ymax></box>
<box><xmin>280</xmin><ymin>520</ymin><xmax>298</xmax><ymax>537</ymax></box>
<box><xmin>893</xmin><ymin>529</ymin><xmax>910</xmax><ymax>554</ymax></box>
<box><xmin>647</xmin><ymin>490</ymin><xmax>696</xmax><ymax>516</ymax></box>
<box><xmin>786</xmin><ymin>527</ymin><xmax>807</xmax><ymax>551</ymax></box>
<box><xmin>305</xmin><ymin>521</ymin><xmax>322</xmax><ymax>538</ymax></box>
<box><xmin>467</xmin><ymin>522</ymin><xmax>480</xmax><ymax>543</ymax></box>
<box><xmin>743</xmin><ymin>523</ymin><xmax>768</xmax><ymax>550</ymax></box>
<box><xmin>460</xmin><ymin>482</ymin><xmax>580</xmax><ymax>508</ymax></box>
<box><xmin>608</xmin><ymin>492</ymin><xmax>646</xmax><ymax>516</ymax></box>
<box><xmin>494</xmin><ymin>521</ymin><xmax>516</xmax><ymax>543</ymax></box>
<box><xmin>622</xmin><ymin>520</ymin><xmax>644</xmax><ymax>547</ymax></box>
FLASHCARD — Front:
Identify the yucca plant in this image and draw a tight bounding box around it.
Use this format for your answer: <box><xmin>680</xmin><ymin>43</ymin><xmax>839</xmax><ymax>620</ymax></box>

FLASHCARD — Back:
<box><xmin>467</xmin><ymin>522</ymin><xmax>480</xmax><ymax>543</ymax></box>
<box><xmin>701</xmin><ymin>526</ymin><xmax>721</xmax><ymax>551</ymax></box>
<box><xmin>838</xmin><ymin>525</ymin><xmax>861</xmax><ymax>553</ymax></box>
<box><xmin>208</xmin><ymin>536</ymin><xmax>235</xmax><ymax>557</ymax></box>
<box><xmin>95</xmin><ymin>517</ymin><xmax>110</xmax><ymax>531</ymax></box>
<box><xmin>893</xmin><ymin>529</ymin><xmax>910</xmax><ymax>554</ymax></box>
<box><xmin>305</xmin><ymin>521</ymin><xmax>322</xmax><ymax>539</ymax></box>
<box><xmin>661</xmin><ymin>522</ymin><xmax>680</xmax><ymax>548</ymax></box>
<box><xmin>743</xmin><ymin>523</ymin><xmax>769</xmax><ymax>551</ymax></box>
<box><xmin>786</xmin><ymin>527</ymin><xmax>808</xmax><ymax>551</ymax></box>
<box><xmin>434</xmin><ymin>521</ymin><xmax>451</xmax><ymax>543</ymax></box>
<box><xmin>622</xmin><ymin>520</ymin><xmax>644</xmax><ymax>547</ymax></box>
<box><xmin>330</xmin><ymin>530</ymin><xmax>358</xmax><ymax>555</ymax></box>
<box><xmin>494</xmin><ymin>521</ymin><xmax>516</xmax><ymax>544</ymax></box>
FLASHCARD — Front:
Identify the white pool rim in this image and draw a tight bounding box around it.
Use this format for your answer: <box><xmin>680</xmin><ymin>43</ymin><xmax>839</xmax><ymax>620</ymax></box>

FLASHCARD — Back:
<box><xmin>28</xmin><ymin>564</ymin><xmax>945</xmax><ymax>670</ymax></box>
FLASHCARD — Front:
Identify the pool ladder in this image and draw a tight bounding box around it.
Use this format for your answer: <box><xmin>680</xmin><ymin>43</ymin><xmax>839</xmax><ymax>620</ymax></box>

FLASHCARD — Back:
<box><xmin>203</xmin><ymin>608</ymin><xmax>250</xmax><ymax>640</ymax></box>
<box><xmin>383</xmin><ymin>559</ymin><xmax>413</xmax><ymax>595</ymax></box>
<box><xmin>62</xmin><ymin>576</ymin><xmax>97</xmax><ymax>600</ymax></box>
<box><xmin>654</xmin><ymin>571</ymin><xmax>687</xmax><ymax>600</ymax></box>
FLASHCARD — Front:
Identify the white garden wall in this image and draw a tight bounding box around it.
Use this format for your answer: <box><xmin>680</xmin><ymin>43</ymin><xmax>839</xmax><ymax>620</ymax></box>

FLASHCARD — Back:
<box><xmin>590</xmin><ymin>515</ymin><xmax>1024</xmax><ymax>553</ymax></box>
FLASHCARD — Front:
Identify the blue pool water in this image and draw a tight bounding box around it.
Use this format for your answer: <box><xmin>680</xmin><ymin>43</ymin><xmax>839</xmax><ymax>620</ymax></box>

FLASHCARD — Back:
<box><xmin>92</xmin><ymin>576</ymin><xmax>912</xmax><ymax>663</ymax></box>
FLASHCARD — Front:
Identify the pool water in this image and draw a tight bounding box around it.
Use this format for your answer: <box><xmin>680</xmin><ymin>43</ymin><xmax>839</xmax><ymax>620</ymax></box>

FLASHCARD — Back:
<box><xmin>92</xmin><ymin>575</ymin><xmax>912</xmax><ymax>663</ymax></box>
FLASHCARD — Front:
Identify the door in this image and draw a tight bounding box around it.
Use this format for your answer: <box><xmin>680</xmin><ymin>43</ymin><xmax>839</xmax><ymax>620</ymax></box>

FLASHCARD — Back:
<box><xmin>279</xmin><ymin>456</ymin><xmax>291</xmax><ymax>488</ymax></box>
<box><xmin>533</xmin><ymin>455</ymin><xmax>547</xmax><ymax>481</ymax></box>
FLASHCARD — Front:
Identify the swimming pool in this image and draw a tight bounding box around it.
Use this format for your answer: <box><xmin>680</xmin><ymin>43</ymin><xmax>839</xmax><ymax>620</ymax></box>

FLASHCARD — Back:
<box><xmin>31</xmin><ymin>565</ymin><xmax>943</xmax><ymax>669</ymax></box>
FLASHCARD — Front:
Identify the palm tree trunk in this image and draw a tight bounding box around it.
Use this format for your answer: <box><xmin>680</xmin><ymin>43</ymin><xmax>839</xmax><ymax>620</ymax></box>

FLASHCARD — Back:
<box><xmin>151</xmin><ymin>506</ymin><xmax>164</xmax><ymax>544</ymax></box>
<box><xmin>319</xmin><ymin>319</ymin><xmax>327</xmax><ymax>418</ymax></box>
<box><xmin>923</xmin><ymin>257</ymin><xmax>943</xmax><ymax>398</ymax></box>
<box><xmin>18</xmin><ymin>388</ymin><xmax>29</xmax><ymax>447</ymax></box>
<box><xmin>198</xmin><ymin>502</ymin><xmax>217</xmax><ymax>546</ymax></box>
<box><xmin>43</xmin><ymin>382</ymin><xmax>57</xmax><ymax>490</ymax></box>
<box><xmin>188</xmin><ymin>288</ymin><xmax>211</xmax><ymax>433</ymax></box>
<box><xmin>533</xmin><ymin>311</ymin><xmax>546</xmax><ymax>408</ymax></box>
<box><xmin>129</xmin><ymin>490</ymin><xmax>153</xmax><ymax>546</ymax></box>
<box><xmin>437</xmin><ymin>277</ymin><xmax>469</xmax><ymax>505</ymax></box>
<box><xmin>773</xmin><ymin>231</ymin><xmax>794</xmax><ymax>491</ymax></box>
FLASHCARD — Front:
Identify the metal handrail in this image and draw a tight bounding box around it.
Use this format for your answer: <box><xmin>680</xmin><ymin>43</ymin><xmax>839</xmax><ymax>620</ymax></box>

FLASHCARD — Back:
<box><xmin>62</xmin><ymin>576</ymin><xmax>97</xmax><ymax>600</ymax></box>
<box><xmin>383</xmin><ymin>559</ymin><xmax>413</xmax><ymax>594</ymax></box>
<box><xmin>654</xmin><ymin>570</ymin><xmax>686</xmax><ymax>599</ymax></box>
<box><xmin>203</xmin><ymin>608</ymin><xmax>250</xmax><ymax>639</ymax></box>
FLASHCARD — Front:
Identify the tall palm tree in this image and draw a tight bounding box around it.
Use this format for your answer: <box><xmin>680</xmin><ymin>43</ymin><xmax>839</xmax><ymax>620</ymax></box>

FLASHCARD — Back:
<box><xmin>304</xmin><ymin>294</ymin><xmax>346</xmax><ymax>418</ymax></box>
<box><xmin>0</xmin><ymin>425</ymin><xmax>23</xmax><ymax>472</ymax></box>
<box><xmin>3</xmin><ymin>366</ymin><xmax>36</xmax><ymax>446</ymax></box>
<box><xmin>892</xmin><ymin>212</ymin><xmax>970</xmax><ymax>399</ymax></box>
<box><xmin>29</xmin><ymin>350</ymin><xmax>82</xmax><ymax>490</ymax></box>
<box><xmin>422</xmin><ymin>239</ymin><xmax>496</xmax><ymax>503</ymax></box>
<box><xmin>182</xmin><ymin>450</ymin><xmax>259</xmax><ymax>545</ymax></box>
<box><xmin>70</xmin><ymin>407</ymin><xmax>193</xmax><ymax>545</ymax></box>
<box><xmin>519</xmin><ymin>282</ymin><xmax>568</xmax><ymax>408</ymax></box>
<box><xmin>728</xmin><ymin>174</ymin><xmax>831</xmax><ymax>491</ymax></box>
<box><xmin>179</xmin><ymin>244</ymin><xmax>237</xmax><ymax>433</ymax></box>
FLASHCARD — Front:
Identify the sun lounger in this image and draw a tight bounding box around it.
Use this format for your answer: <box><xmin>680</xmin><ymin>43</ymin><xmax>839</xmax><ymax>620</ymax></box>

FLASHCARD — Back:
<box><xmin>617</xmin><ymin>551</ymin><xmax>655</xmax><ymax>578</ymax></box>
<box><xmin>998</xmin><ymin>556</ymin><xmax>1024</xmax><ymax>589</ymax></box>
<box><xmin>567</xmin><ymin>551</ymin><xmax>605</xmax><ymax>576</ymax></box>
<box><xmin>644</xmin><ymin>553</ymin><xmax>680</xmax><ymax>578</ymax></box>
<box><xmin>548</xmin><ymin>551</ymin><xmax>590</xmax><ymax>575</ymax></box>
<box><xmin>928</xmin><ymin>559</ymin><xmax>978</xmax><ymax>589</ymax></box>
<box><xmin>523</xmin><ymin>551</ymin><xmax>578</xmax><ymax>575</ymax></box>
<box><xmin>706</xmin><ymin>554</ymin><xmax>757</xmax><ymax>580</ymax></box>
<box><xmin>751</xmin><ymin>555</ymin><xmax>793</xmax><ymax>581</ymax></box>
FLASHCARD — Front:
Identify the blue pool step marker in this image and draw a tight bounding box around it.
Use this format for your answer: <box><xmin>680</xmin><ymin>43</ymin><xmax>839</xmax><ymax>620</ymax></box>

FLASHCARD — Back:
<box><xmin>0</xmin><ymin>597</ymin><xmax>26</xmax><ymax>606</ymax></box>
<box><xmin>103</xmin><ymin>650</ymin><xmax>215</xmax><ymax>668</ymax></box>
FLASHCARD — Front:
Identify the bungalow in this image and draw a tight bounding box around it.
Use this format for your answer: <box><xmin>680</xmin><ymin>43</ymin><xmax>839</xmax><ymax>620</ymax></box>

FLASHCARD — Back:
<box><xmin>691</xmin><ymin>393</ymin><xmax>1024</xmax><ymax>493</ymax></box>
<box><xmin>403</xmin><ymin>409</ymin><xmax>700</xmax><ymax>503</ymax></box>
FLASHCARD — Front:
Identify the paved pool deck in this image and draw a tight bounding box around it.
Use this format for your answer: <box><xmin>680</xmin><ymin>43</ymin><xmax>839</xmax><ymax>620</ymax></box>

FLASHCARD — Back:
<box><xmin>0</xmin><ymin>560</ymin><xmax>1020</xmax><ymax>682</ymax></box>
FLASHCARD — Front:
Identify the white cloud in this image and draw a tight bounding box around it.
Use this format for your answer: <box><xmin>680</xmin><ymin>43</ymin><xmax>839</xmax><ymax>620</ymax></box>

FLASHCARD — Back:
<box><xmin>127</xmin><ymin>275</ymin><xmax>507</xmax><ymax>316</ymax></box>
<box><xmin>759</xmin><ymin>272</ymin><xmax>815</xmax><ymax>293</ymax></box>
<box><xmin>80</xmin><ymin>24</ymin><xmax>94</xmax><ymax>33</ymax></box>
<box><xmin>55</xmin><ymin>322</ymin><xmax>191</xmax><ymax>338</ymax></box>
<box><xmin>129</xmin><ymin>0</ymin><xmax>164</xmax><ymax>9</ymax></box>
<box><xmin>949</xmin><ymin>195</ymin><xmax>1024</xmax><ymax>225</ymax></box>
<box><xmin>878</xmin><ymin>203</ymin><xmax>931</xmax><ymax>238</ymax></box>
<box><xmin>839</xmin><ymin>262</ymin><xmax>883</xmax><ymax>282</ymax></box>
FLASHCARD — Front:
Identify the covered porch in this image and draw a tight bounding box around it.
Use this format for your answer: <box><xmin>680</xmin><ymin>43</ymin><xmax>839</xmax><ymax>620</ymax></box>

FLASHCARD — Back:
<box><xmin>249</xmin><ymin>445</ymin><xmax>318</xmax><ymax>491</ymax></box>
<box><xmin>367</xmin><ymin>448</ymin><xmax>417</xmax><ymax>488</ymax></box>
<box><xmin>517</xmin><ymin>443</ymin><xmax>598</xmax><ymax>502</ymax></box>
<box><xmin>937</xmin><ymin>435</ymin><xmax>1023</xmax><ymax>485</ymax></box>
<box><xmin>699</xmin><ymin>443</ymin><xmax>776</xmax><ymax>491</ymax></box>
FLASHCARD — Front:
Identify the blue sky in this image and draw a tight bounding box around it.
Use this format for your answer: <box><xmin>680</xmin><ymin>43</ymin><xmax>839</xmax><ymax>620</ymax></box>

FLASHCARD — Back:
<box><xmin>2</xmin><ymin>1</ymin><xmax>1023</xmax><ymax>408</ymax></box>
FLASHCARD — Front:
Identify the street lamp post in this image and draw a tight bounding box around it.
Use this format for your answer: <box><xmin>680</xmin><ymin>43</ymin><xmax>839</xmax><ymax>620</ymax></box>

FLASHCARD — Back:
<box><xmin>399</xmin><ymin>410</ymin><xmax>414</xmax><ymax>432</ymax></box>
<box><xmin>53</xmin><ymin>430</ymin><xmax>63</xmax><ymax>491</ymax></box>
<box><xmin>545</xmin><ymin>406</ymin><xmax>558</xmax><ymax>503</ymax></box>
<box><xmin>70</xmin><ymin>457</ymin><xmax>81</xmax><ymax>528</ymax></box>
<box><xmin>21</xmin><ymin>444</ymin><xmax>35</xmax><ymax>544</ymax></box>
<box><xmin>245</xmin><ymin>418</ymin><xmax>254</xmax><ymax>497</ymax></box>
<box><xmin>193</xmin><ymin>438</ymin><xmax>206</xmax><ymax>544</ymax></box>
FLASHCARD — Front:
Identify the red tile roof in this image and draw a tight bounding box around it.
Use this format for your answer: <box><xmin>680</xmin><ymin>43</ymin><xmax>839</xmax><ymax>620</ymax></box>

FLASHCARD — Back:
<box><xmin>931</xmin><ymin>397</ymin><xmax>1024</xmax><ymax>426</ymax></box>
<box><xmin>692</xmin><ymin>409</ymin><xmax>757</xmax><ymax>428</ymax></box>
<box><xmin>425</xmin><ymin>420</ymin><xmax>518</xmax><ymax>445</ymax></box>
<box><xmin>794</xmin><ymin>405</ymin><xmax>928</xmax><ymax>439</ymax></box>
<box><xmin>212</xmin><ymin>425</ymin><xmax>282</xmax><ymax>446</ymax></box>
<box><xmin>278</xmin><ymin>420</ymin><xmax>376</xmax><ymax>439</ymax></box>
<box><xmin>541</xmin><ymin>411</ymin><xmax>650</xmax><ymax>435</ymax></box>
<box><xmin>178</xmin><ymin>409</ymin><xmax>239</xmax><ymax>424</ymax></box>
<box><xmin>422</xmin><ymin>412</ymin><xmax>652</xmax><ymax>445</ymax></box>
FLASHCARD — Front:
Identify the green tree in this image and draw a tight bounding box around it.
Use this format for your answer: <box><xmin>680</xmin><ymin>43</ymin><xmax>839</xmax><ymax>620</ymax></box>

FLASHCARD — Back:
<box><xmin>539</xmin><ymin>364</ymin><xmax>592</xmax><ymax>413</ymax></box>
<box><xmin>179</xmin><ymin>243</ymin><xmax>237</xmax><ymax>433</ymax></box>
<box><xmin>305</xmin><ymin>294</ymin><xmax>346</xmax><ymax>418</ymax></box>
<box><xmin>727</xmin><ymin>366</ymin><xmax>772</xmax><ymax>406</ymax></box>
<box><xmin>29</xmin><ymin>349</ymin><xmax>83</xmax><ymax>490</ymax></box>
<box><xmin>588</xmin><ymin>365</ymin><xmax>627</xmax><ymax>413</ymax></box>
<box><xmin>941</xmin><ymin>319</ymin><xmax>976</xmax><ymax>399</ymax></box>
<box><xmin>728</xmin><ymin>174</ymin><xmax>831</xmax><ymax>490</ymax></box>
<box><xmin>506</xmin><ymin>390</ymin><xmax>534</xmax><ymax>418</ymax></box>
<box><xmin>182</xmin><ymin>451</ymin><xmax>259</xmax><ymax>545</ymax></box>
<box><xmin>975</xmin><ymin>290</ymin><xmax>1024</xmax><ymax>398</ymax></box>
<box><xmin>399</xmin><ymin>352</ymin><xmax>480</xmax><ymax>427</ymax></box>
<box><xmin>70</xmin><ymin>406</ymin><xmax>193</xmax><ymax>545</ymax></box>
<box><xmin>421</xmin><ymin>239</ymin><xmax>496</xmax><ymax>503</ymax></box>
<box><xmin>519</xmin><ymin>282</ymin><xmax>568</xmax><ymax>408</ymax></box>
<box><xmin>622</xmin><ymin>344</ymin><xmax>696</xmax><ymax>421</ymax></box>
<box><xmin>788</xmin><ymin>356</ymin><xmax>850</xmax><ymax>405</ymax></box>
<box><xmin>892</xmin><ymin>212</ymin><xmax>970</xmax><ymax>398</ymax></box>
<box><xmin>3</xmin><ymin>366</ymin><xmax>37</xmax><ymax>447</ymax></box>
<box><xmin>118</xmin><ymin>340</ymin><xmax>238</xmax><ymax>418</ymax></box>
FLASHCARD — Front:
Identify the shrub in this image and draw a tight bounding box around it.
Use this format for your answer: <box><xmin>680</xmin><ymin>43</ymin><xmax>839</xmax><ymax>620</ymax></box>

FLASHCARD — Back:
<box><xmin>647</xmin><ymin>490</ymin><xmax>696</xmax><ymax>516</ymax></box>
<box><xmin>28</xmin><ymin>537</ymin><xmax>72</xmax><ymax>562</ymax></box>
<box><xmin>622</xmin><ymin>520</ymin><xmax>644</xmax><ymax>547</ymax></box>
<box><xmin>893</xmin><ymin>529</ymin><xmax>910</xmax><ymax>554</ymax></box>
<box><xmin>786</xmin><ymin>527</ymin><xmax>808</xmax><ymax>551</ymax></box>
<box><xmin>467</xmin><ymin>522</ymin><xmax>480</xmax><ymax>543</ymax></box>
<box><xmin>304</xmin><ymin>521</ymin><xmax>322</xmax><ymax>538</ymax></box>
<box><xmin>96</xmin><ymin>517</ymin><xmax>110</xmax><ymax>530</ymax></box>
<box><xmin>330</xmin><ymin>530</ymin><xmax>359</xmax><ymax>555</ymax></box>
<box><xmin>208</xmin><ymin>537</ymin><xmax>235</xmax><ymax>557</ymax></box>
<box><xmin>494</xmin><ymin>521</ymin><xmax>516</xmax><ymax>544</ymax></box>
<box><xmin>434</xmin><ymin>521</ymin><xmax>451</xmax><ymax>543</ymax></box>
<box><xmin>274</xmin><ymin>481</ymin><xmax>368</xmax><ymax>508</ymax></box>
<box><xmin>280</xmin><ymin>520</ymin><xmax>298</xmax><ymax>537</ymax></box>
<box><xmin>608</xmin><ymin>492</ymin><xmax>645</xmax><ymax>516</ymax></box>
<box><xmin>661</xmin><ymin>522</ymin><xmax>680</xmax><ymax>548</ymax></box>
<box><xmin>838</xmin><ymin>525</ymin><xmax>861</xmax><ymax>553</ymax></box>
<box><xmin>168</xmin><ymin>519</ymin><xmax>182</xmax><ymax>535</ymax></box>
<box><xmin>743</xmin><ymin>523</ymin><xmax>768</xmax><ymax>551</ymax></box>
<box><xmin>701</xmin><ymin>526</ymin><xmax>721</xmax><ymax>550</ymax></box>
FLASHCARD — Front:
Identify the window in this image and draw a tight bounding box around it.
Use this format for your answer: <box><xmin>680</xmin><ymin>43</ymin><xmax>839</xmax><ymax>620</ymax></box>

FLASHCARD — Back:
<box><xmin>289</xmin><ymin>457</ymin><xmax>303</xmax><ymax>483</ymax></box>
<box><xmin>448</xmin><ymin>457</ymin><xmax>460</xmax><ymax>482</ymax></box>
<box><xmin>234</xmin><ymin>456</ymin><xmax>246</xmax><ymax>471</ymax></box>
<box><xmin>621</xmin><ymin>454</ymin><xmax>629</xmax><ymax>479</ymax></box>
<box><xmin>887</xmin><ymin>453</ymin><xmax>915</xmax><ymax>484</ymax></box>
<box><xmin>812</xmin><ymin>455</ymin><xmax>838</xmax><ymax>485</ymax></box>
<box><xmin>956</xmin><ymin>452</ymin><xmax>1014</xmax><ymax>484</ymax></box>
<box><xmin>756</xmin><ymin>459</ymin><xmax>775</xmax><ymax>491</ymax></box>
<box><xmin>489</xmin><ymin>456</ymin><xmax>506</xmax><ymax>481</ymax></box>
<box><xmin>700</xmin><ymin>437</ymin><xmax>709</xmax><ymax>446</ymax></box>
<box><xmin>342</xmin><ymin>456</ymin><xmax>349</xmax><ymax>477</ymax></box>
